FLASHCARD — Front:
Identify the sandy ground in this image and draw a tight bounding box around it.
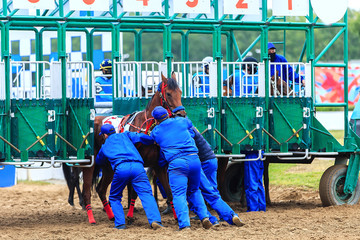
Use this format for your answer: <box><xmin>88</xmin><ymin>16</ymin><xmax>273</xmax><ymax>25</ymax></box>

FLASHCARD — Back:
<box><xmin>1</xmin><ymin>181</ymin><xmax>360</xmax><ymax>240</ymax></box>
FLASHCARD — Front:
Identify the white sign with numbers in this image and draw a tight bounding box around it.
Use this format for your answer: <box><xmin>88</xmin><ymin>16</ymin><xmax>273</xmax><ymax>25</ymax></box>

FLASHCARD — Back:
<box><xmin>123</xmin><ymin>0</ymin><xmax>162</xmax><ymax>13</ymax></box>
<box><xmin>224</xmin><ymin>0</ymin><xmax>260</xmax><ymax>15</ymax></box>
<box><xmin>173</xmin><ymin>0</ymin><xmax>211</xmax><ymax>14</ymax></box>
<box><xmin>69</xmin><ymin>0</ymin><xmax>110</xmax><ymax>11</ymax></box>
<box><xmin>272</xmin><ymin>0</ymin><xmax>309</xmax><ymax>16</ymax></box>
<box><xmin>13</xmin><ymin>0</ymin><xmax>56</xmax><ymax>9</ymax></box>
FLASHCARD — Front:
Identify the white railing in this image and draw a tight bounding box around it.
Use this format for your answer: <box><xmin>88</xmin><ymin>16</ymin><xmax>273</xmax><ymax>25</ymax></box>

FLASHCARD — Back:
<box><xmin>222</xmin><ymin>62</ymin><xmax>265</xmax><ymax>98</ymax></box>
<box><xmin>268</xmin><ymin>62</ymin><xmax>310</xmax><ymax>97</ymax></box>
<box><xmin>10</xmin><ymin>61</ymin><xmax>53</xmax><ymax>99</ymax></box>
<box><xmin>172</xmin><ymin>61</ymin><xmax>217</xmax><ymax>98</ymax></box>
<box><xmin>113</xmin><ymin>61</ymin><xmax>163</xmax><ymax>98</ymax></box>
<box><xmin>66</xmin><ymin>61</ymin><xmax>94</xmax><ymax>99</ymax></box>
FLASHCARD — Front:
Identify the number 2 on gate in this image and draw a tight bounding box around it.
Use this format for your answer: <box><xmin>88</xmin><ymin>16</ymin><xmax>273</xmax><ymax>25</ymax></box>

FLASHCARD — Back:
<box><xmin>236</xmin><ymin>0</ymin><xmax>248</xmax><ymax>9</ymax></box>
<box><xmin>137</xmin><ymin>0</ymin><xmax>149</xmax><ymax>6</ymax></box>
<box><xmin>186</xmin><ymin>0</ymin><xmax>198</xmax><ymax>8</ymax></box>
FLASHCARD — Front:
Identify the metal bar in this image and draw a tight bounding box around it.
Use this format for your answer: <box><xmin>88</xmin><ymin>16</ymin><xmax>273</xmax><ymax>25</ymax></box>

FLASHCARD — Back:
<box><xmin>262</xmin><ymin>128</ymin><xmax>281</xmax><ymax>145</ymax></box>
<box><xmin>26</xmin><ymin>132</ymin><xmax>49</xmax><ymax>151</ymax></box>
<box><xmin>314</xmin><ymin>28</ymin><xmax>346</xmax><ymax>63</ymax></box>
<box><xmin>55</xmin><ymin>132</ymin><xmax>77</xmax><ymax>151</ymax></box>
<box><xmin>0</xmin><ymin>134</ymin><xmax>21</xmax><ymax>153</ymax></box>
<box><xmin>79</xmin><ymin>132</ymin><xmax>90</xmax><ymax>149</ymax></box>
<box><xmin>68</xmin><ymin>103</ymin><xmax>89</xmax><ymax>145</ymax></box>
<box><xmin>285</xmin><ymin>126</ymin><xmax>304</xmax><ymax>143</ymax></box>
<box><xmin>237</xmin><ymin>128</ymin><xmax>257</xmax><ymax>145</ymax></box>
<box><xmin>200</xmin><ymin>128</ymin><xmax>209</xmax><ymax>135</ymax></box>
<box><xmin>214</xmin><ymin>128</ymin><xmax>233</xmax><ymax>147</ymax></box>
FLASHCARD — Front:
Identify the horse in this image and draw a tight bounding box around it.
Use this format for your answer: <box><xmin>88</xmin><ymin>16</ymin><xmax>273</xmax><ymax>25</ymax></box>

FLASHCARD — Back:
<box><xmin>66</xmin><ymin>72</ymin><xmax>184</xmax><ymax>224</ymax></box>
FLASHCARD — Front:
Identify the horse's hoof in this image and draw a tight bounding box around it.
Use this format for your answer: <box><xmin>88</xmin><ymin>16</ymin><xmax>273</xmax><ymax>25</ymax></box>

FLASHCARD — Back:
<box><xmin>126</xmin><ymin>217</ymin><xmax>135</xmax><ymax>225</ymax></box>
<box><xmin>161</xmin><ymin>206</ymin><xmax>172</xmax><ymax>215</ymax></box>
<box><xmin>110</xmin><ymin>217</ymin><xmax>115</xmax><ymax>222</ymax></box>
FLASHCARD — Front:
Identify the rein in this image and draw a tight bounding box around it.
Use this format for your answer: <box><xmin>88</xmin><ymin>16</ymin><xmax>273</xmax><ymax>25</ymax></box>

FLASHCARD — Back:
<box><xmin>159</xmin><ymin>82</ymin><xmax>174</xmax><ymax>117</ymax></box>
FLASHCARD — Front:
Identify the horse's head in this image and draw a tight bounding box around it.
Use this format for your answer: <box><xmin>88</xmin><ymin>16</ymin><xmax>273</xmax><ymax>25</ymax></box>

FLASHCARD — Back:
<box><xmin>223</xmin><ymin>75</ymin><xmax>233</xmax><ymax>96</ymax></box>
<box><xmin>158</xmin><ymin>72</ymin><xmax>186</xmax><ymax>117</ymax></box>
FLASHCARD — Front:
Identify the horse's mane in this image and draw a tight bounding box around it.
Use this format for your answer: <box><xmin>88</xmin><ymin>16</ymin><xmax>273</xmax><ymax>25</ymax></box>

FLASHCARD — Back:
<box><xmin>145</xmin><ymin>94</ymin><xmax>155</xmax><ymax>110</ymax></box>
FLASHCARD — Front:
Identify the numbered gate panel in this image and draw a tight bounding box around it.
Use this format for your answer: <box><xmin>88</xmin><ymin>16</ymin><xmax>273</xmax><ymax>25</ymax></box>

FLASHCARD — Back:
<box><xmin>221</xmin><ymin>97</ymin><xmax>264</xmax><ymax>154</ymax></box>
<box><xmin>182</xmin><ymin>97</ymin><xmax>219</xmax><ymax>150</ymax></box>
<box><xmin>268</xmin><ymin>97</ymin><xmax>312</xmax><ymax>151</ymax></box>
<box><xmin>10</xmin><ymin>99</ymin><xmax>61</xmax><ymax>158</ymax></box>
<box><xmin>66</xmin><ymin>98</ymin><xmax>94</xmax><ymax>157</ymax></box>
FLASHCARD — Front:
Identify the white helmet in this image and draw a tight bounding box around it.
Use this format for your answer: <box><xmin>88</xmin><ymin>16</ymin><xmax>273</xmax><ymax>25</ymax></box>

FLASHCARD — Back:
<box><xmin>202</xmin><ymin>56</ymin><xmax>213</xmax><ymax>64</ymax></box>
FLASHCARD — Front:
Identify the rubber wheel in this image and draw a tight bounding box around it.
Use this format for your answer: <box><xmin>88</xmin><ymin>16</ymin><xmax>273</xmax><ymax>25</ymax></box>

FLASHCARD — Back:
<box><xmin>319</xmin><ymin>164</ymin><xmax>360</xmax><ymax>206</ymax></box>
<box><xmin>219</xmin><ymin>163</ymin><xmax>244</xmax><ymax>202</ymax></box>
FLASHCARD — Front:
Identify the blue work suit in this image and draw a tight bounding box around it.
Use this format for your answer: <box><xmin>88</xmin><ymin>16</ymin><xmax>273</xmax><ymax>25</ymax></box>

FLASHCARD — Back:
<box><xmin>229</xmin><ymin>70</ymin><xmax>258</xmax><ymax>97</ymax></box>
<box><xmin>191</xmin><ymin>128</ymin><xmax>239</xmax><ymax>225</ymax></box>
<box><xmin>95</xmin><ymin>76</ymin><xmax>112</xmax><ymax>102</ymax></box>
<box><xmin>244</xmin><ymin>152</ymin><xmax>266</xmax><ymax>212</ymax></box>
<box><xmin>96</xmin><ymin>131</ymin><xmax>161</xmax><ymax>227</ymax></box>
<box><xmin>150</xmin><ymin>117</ymin><xmax>209</xmax><ymax>229</ymax></box>
<box><xmin>270</xmin><ymin>54</ymin><xmax>303</xmax><ymax>84</ymax></box>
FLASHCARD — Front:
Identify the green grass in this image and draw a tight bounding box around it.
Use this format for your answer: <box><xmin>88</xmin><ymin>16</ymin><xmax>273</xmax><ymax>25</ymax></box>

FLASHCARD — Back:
<box><xmin>18</xmin><ymin>180</ymin><xmax>52</xmax><ymax>185</ymax></box>
<box><xmin>268</xmin><ymin>163</ymin><xmax>329</xmax><ymax>189</ymax></box>
<box><xmin>268</xmin><ymin>130</ymin><xmax>342</xmax><ymax>189</ymax></box>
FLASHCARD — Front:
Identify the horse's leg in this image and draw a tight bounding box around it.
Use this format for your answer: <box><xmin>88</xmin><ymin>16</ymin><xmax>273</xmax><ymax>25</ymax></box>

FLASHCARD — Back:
<box><xmin>74</xmin><ymin>167</ymin><xmax>85</xmax><ymax>209</ymax></box>
<box><xmin>82</xmin><ymin>165</ymin><xmax>96</xmax><ymax>224</ymax></box>
<box><xmin>263</xmin><ymin>159</ymin><xmax>271</xmax><ymax>205</ymax></box>
<box><xmin>62</xmin><ymin>164</ymin><xmax>76</xmax><ymax>206</ymax></box>
<box><xmin>154</xmin><ymin>166</ymin><xmax>177</xmax><ymax>220</ymax></box>
<box><xmin>96</xmin><ymin>162</ymin><xmax>115</xmax><ymax>221</ymax></box>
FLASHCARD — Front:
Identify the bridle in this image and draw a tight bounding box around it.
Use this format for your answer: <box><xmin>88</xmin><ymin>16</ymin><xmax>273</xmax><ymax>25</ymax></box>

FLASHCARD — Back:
<box><xmin>158</xmin><ymin>81</ymin><xmax>185</xmax><ymax>117</ymax></box>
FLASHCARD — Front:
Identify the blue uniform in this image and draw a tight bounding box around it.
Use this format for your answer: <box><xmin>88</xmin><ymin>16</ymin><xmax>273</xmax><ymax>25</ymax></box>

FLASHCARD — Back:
<box><xmin>230</xmin><ymin>70</ymin><xmax>258</xmax><ymax>97</ymax></box>
<box><xmin>191</xmin><ymin>128</ymin><xmax>239</xmax><ymax>225</ymax></box>
<box><xmin>244</xmin><ymin>152</ymin><xmax>266</xmax><ymax>212</ymax></box>
<box><xmin>95</xmin><ymin>76</ymin><xmax>112</xmax><ymax>102</ymax></box>
<box><xmin>270</xmin><ymin>54</ymin><xmax>303</xmax><ymax>84</ymax></box>
<box><xmin>96</xmin><ymin>131</ymin><xmax>161</xmax><ymax>228</ymax></box>
<box><xmin>150</xmin><ymin>117</ymin><xmax>209</xmax><ymax>229</ymax></box>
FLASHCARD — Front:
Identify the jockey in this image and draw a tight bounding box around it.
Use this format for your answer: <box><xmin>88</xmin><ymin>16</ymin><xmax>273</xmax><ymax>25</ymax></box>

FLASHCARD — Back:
<box><xmin>95</xmin><ymin>59</ymin><xmax>113</xmax><ymax>103</ymax></box>
<box><xmin>226</xmin><ymin>56</ymin><xmax>259</xmax><ymax>97</ymax></box>
<box><xmin>190</xmin><ymin>56</ymin><xmax>212</xmax><ymax>97</ymax></box>
<box><xmin>150</xmin><ymin>106</ymin><xmax>212</xmax><ymax>230</ymax></box>
<box><xmin>268</xmin><ymin>42</ymin><xmax>304</xmax><ymax>86</ymax></box>
<box><xmin>95</xmin><ymin>124</ymin><xmax>163</xmax><ymax>230</ymax></box>
<box><xmin>190</xmin><ymin>127</ymin><xmax>244</xmax><ymax>227</ymax></box>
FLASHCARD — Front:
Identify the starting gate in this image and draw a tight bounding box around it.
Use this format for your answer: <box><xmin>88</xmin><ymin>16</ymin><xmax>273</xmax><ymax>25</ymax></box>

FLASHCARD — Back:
<box><xmin>0</xmin><ymin>0</ymin><xmax>357</xmax><ymax>207</ymax></box>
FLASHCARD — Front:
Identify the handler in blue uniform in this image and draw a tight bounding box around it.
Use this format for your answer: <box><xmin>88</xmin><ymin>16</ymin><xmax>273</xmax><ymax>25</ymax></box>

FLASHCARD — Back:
<box><xmin>95</xmin><ymin>124</ymin><xmax>163</xmax><ymax>230</ymax></box>
<box><xmin>268</xmin><ymin>42</ymin><xmax>304</xmax><ymax>86</ymax></box>
<box><xmin>244</xmin><ymin>151</ymin><xmax>266</xmax><ymax>212</ymax></box>
<box><xmin>95</xmin><ymin>59</ymin><xmax>113</xmax><ymax>103</ymax></box>
<box><xmin>191</xmin><ymin>127</ymin><xmax>245</xmax><ymax>226</ymax></box>
<box><xmin>150</xmin><ymin>106</ymin><xmax>212</xmax><ymax>230</ymax></box>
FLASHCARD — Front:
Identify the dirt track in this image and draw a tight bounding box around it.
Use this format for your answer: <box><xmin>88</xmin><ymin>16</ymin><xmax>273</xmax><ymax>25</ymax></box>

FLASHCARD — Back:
<box><xmin>2</xmin><ymin>182</ymin><xmax>360</xmax><ymax>240</ymax></box>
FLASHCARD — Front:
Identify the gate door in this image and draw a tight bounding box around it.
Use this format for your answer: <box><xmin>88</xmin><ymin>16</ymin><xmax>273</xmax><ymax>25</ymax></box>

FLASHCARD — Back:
<box><xmin>221</xmin><ymin>61</ymin><xmax>265</xmax><ymax>155</ymax></box>
<box><xmin>172</xmin><ymin>61</ymin><xmax>218</xmax><ymax>149</ymax></box>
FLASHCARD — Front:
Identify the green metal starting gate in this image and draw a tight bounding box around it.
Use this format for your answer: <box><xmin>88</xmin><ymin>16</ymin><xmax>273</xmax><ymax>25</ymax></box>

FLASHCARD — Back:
<box><xmin>0</xmin><ymin>0</ymin><xmax>358</xmax><ymax>207</ymax></box>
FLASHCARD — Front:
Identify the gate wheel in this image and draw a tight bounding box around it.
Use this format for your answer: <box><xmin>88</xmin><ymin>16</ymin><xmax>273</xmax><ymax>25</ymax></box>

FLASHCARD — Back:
<box><xmin>319</xmin><ymin>164</ymin><xmax>360</xmax><ymax>206</ymax></box>
<box><xmin>219</xmin><ymin>163</ymin><xmax>244</xmax><ymax>203</ymax></box>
